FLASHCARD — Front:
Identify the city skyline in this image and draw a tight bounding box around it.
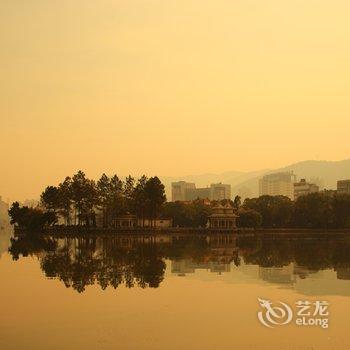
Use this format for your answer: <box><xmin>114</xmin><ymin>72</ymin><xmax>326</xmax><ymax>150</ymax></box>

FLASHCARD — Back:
<box><xmin>2</xmin><ymin>156</ymin><xmax>350</xmax><ymax>202</ymax></box>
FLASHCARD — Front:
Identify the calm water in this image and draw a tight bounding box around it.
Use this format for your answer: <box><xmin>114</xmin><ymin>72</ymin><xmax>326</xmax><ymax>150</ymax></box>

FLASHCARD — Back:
<box><xmin>1</xmin><ymin>227</ymin><xmax>350</xmax><ymax>349</ymax></box>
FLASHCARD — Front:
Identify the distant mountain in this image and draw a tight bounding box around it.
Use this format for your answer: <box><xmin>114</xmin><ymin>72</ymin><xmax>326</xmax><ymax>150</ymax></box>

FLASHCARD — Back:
<box><xmin>162</xmin><ymin>158</ymin><xmax>350</xmax><ymax>200</ymax></box>
<box><xmin>281</xmin><ymin>159</ymin><xmax>350</xmax><ymax>188</ymax></box>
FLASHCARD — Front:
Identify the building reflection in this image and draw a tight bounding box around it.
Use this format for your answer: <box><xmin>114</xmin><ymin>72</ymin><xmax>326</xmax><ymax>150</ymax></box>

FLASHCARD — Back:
<box><xmin>258</xmin><ymin>264</ymin><xmax>296</xmax><ymax>285</ymax></box>
<box><xmin>171</xmin><ymin>234</ymin><xmax>237</xmax><ymax>275</ymax></box>
<box><xmin>336</xmin><ymin>267</ymin><xmax>350</xmax><ymax>280</ymax></box>
<box><xmin>6</xmin><ymin>232</ymin><xmax>350</xmax><ymax>293</ymax></box>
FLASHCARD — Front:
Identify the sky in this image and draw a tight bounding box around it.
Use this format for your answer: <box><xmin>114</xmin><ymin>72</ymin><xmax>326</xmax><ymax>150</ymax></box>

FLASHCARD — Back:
<box><xmin>1</xmin><ymin>0</ymin><xmax>350</xmax><ymax>201</ymax></box>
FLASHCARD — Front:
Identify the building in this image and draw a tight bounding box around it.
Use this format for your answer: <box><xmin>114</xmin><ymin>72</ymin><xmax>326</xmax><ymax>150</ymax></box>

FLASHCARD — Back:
<box><xmin>210</xmin><ymin>183</ymin><xmax>231</xmax><ymax>201</ymax></box>
<box><xmin>171</xmin><ymin>181</ymin><xmax>196</xmax><ymax>201</ymax></box>
<box><xmin>259</xmin><ymin>264</ymin><xmax>296</xmax><ymax>285</ymax></box>
<box><xmin>259</xmin><ymin>172</ymin><xmax>296</xmax><ymax>200</ymax></box>
<box><xmin>208</xmin><ymin>204</ymin><xmax>238</xmax><ymax>230</ymax></box>
<box><xmin>294</xmin><ymin>179</ymin><xmax>319</xmax><ymax>200</ymax></box>
<box><xmin>337</xmin><ymin>180</ymin><xmax>350</xmax><ymax>194</ymax></box>
<box><xmin>113</xmin><ymin>214</ymin><xmax>138</xmax><ymax>229</ymax></box>
<box><xmin>138</xmin><ymin>218</ymin><xmax>173</xmax><ymax>228</ymax></box>
<box><xmin>185</xmin><ymin>187</ymin><xmax>211</xmax><ymax>201</ymax></box>
<box><xmin>171</xmin><ymin>181</ymin><xmax>231</xmax><ymax>201</ymax></box>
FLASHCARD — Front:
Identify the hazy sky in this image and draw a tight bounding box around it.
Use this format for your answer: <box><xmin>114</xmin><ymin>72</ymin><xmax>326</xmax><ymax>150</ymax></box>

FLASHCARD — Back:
<box><xmin>1</xmin><ymin>0</ymin><xmax>350</xmax><ymax>201</ymax></box>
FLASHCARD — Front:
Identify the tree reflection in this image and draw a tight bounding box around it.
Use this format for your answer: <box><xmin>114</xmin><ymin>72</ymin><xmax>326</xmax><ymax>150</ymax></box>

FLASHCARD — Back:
<box><xmin>7</xmin><ymin>233</ymin><xmax>350</xmax><ymax>292</ymax></box>
<box><xmin>37</xmin><ymin>237</ymin><xmax>167</xmax><ymax>293</ymax></box>
<box><xmin>237</xmin><ymin>235</ymin><xmax>350</xmax><ymax>278</ymax></box>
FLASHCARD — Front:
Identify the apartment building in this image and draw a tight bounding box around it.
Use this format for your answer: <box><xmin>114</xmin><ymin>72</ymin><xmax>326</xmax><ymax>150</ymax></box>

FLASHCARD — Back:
<box><xmin>294</xmin><ymin>179</ymin><xmax>319</xmax><ymax>200</ymax></box>
<box><xmin>259</xmin><ymin>172</ymin><xmax>296</xmax><ymax>200</ymax></box>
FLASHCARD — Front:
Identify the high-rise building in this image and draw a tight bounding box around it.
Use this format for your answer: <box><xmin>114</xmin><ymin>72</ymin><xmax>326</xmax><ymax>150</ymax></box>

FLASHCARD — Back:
<box><xmin>210</xmin><ymin>183</ymin><xmax>231</xmax><ymax>201</ymax></box>
<box><xmin>259</xmin><ymin>172</ymin><xmax>296</xmax><ymax>200</ymax></box>
<box><xmin>185</xmin><ymin>187</ymin><xmax>211</xmax><ymax>201</ymax></box>
<box><xmin>294</xmin><ymin>179</ymin><xmax>319</xmax><ymax>200</ymax></box>
<box><xmin>171</xmin><ymin>181</ymin><xmax>196</xmax><ymax>201</ymax></box>
<box><xmin>171</xmin><ymin>182</ymin><xmax>231</xmax><ymax>201</ymax></box>
<box><xmin>337</xmin><ymin>180</ymin><xmax>350</xmax><ymax>194</ymax></box>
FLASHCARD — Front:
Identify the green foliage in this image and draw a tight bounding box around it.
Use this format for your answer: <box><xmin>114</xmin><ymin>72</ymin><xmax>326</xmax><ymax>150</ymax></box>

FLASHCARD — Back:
<box><xmin>97</xmin><ymin>173</ymin><xmax>123</xmax><ymax>227</ymax></box>
<box><xmin>233</xmin><ymin>195</ymin><xmax>241</xmax><ymax>210</ymax></box>
<box><xmin>162</xmin><ymin>200</ymin><xmax>212</xmax><ymax>227</ymax></box>
<box><xmin>71</xmin><ymin>171</ymin><xmax>98</xmax><ymax>226</ymax></box>
<box><xmin>237</xmin><ymin>208</ymin><xmax>262</xmax><ymax>228</ymax></box>
<box><xmin>22</xmin><ymin>170</ymin><xmax>350</xmax><ymax>231</ymax></box>
<box><xmin>144</xmin><ymin>177</ymin><xmax>166</xmax><ymax>225</ymax></box>
<box><xmin>242</xmin><ymin>192</ymin><xmax>350</xmax><ymax>229</ymax></box>
<box><xmin>8</xmin><ymin>202</ymin><xmax>56</xmax><ymax>231</ymax></box>
<box><xmin>243</xmin><ymin>195</ymin><xmax>293</xmax><ymax>228</ymax></box>
<box><xmin>34</xmin><ymin>171</ymin><xmax>167</xmax><ymax>228</ymax></box>
<box><xmin>58</xmin><ymin>177</ymin><xmax>73</xmax><ymax>225</ymax></box>
<box><xmin>41</xmin><ymin>186</ymin><xmax>60</xmax><ymax>212</ymax></box>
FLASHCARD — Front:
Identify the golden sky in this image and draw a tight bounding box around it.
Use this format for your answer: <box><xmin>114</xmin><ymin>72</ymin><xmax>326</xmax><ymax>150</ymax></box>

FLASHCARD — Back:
<box><xmin>1</xmin><ymin>0</ymin><xmax>350</xmax><ymax>200</ymax></box>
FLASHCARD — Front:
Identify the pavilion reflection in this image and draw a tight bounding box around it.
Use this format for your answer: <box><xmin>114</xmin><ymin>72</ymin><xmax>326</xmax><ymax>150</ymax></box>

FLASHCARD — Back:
<box><xmin>7</xmin><ymin>233</ymin><xmax>350</xmax><ymax>293</ymax></box>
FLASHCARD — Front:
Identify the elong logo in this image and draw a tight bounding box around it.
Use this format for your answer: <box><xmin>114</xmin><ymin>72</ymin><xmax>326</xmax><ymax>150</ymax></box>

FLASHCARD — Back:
<box><xmin>257</xmin><ymin>298</ymin><xmax>329</xmax><ymax>329</ymax></box>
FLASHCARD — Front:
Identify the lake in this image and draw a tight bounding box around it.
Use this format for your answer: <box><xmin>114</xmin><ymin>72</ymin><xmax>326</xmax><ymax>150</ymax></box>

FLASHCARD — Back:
<box><xmin>1</xmin><ymin>227</ymin><xmax>350</xmax><ymax>349</ymax></box>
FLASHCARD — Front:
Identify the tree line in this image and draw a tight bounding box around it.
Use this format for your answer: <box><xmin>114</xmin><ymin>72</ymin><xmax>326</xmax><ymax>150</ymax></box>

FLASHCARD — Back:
<box><xmin>9</xmin><ymin>174</ymin><xmax>350</xmax><ymax>231</ymax></box>
<box><xmin>9</xmin><ymin>171</ymin><xmax>166</xmax><ymax>230</ymax></box>
<box><xmin>238</xmin><ymin>192</ymin><xmax>350</xmax><ymax>229</ymax></box>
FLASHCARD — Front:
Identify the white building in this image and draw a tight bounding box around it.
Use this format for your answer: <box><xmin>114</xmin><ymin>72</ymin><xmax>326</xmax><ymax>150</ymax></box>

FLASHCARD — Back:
<box><xmin>210</xmin><ymin>183</ymin><xmax>231</xmax><ymax>201</ymax></box>
<box><xmin>294</xmin><ymin>179</ymin><xmax>319</xmax><ymax>200</ymax></box>
<box><xmin>337</xmin><ymin>180</ymin><xmax>350</xmax><ymax>194</ymax></box>
<box><xmin>259</xmin><ymin>172</ymin><xmax>296</xmax><ymax>200</ymax></box>
<box><xmin>171</xmin><ymin>181</ymin><xmax>196</xmax><ymax>201</ymax></box>
<box><xmin>171</xmin><ymin>181</ymin><xmax>231</xmax><ymax>201</ymax></box>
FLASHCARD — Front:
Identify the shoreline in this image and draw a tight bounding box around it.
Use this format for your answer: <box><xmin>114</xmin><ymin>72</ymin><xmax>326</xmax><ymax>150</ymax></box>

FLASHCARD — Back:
<box><xmin>13</xmin><ymin>226</ymin><xmax>350</xmax><ymax>238</ymax></box>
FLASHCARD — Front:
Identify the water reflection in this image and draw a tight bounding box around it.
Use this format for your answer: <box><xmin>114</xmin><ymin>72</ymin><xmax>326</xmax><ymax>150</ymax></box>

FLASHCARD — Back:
<box><xmin>0</xmin><ymin>225</ymin><xmax>12</xmax><ymax>259</ymax></box>
<box><xmin>7</xmin><ymin>233</ymin><xmax>350</xmax><ymax>294</ymax></box>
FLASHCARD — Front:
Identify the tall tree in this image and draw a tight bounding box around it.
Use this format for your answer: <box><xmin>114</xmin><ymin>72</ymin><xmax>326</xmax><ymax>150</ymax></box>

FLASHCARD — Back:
<box><xmin>233</xmin><ymin>195</ymin><xmax>242</xmax><ymax>210</ymax></box>
<box><xmin>144</xmin><ymin>177</ymin><xmax>166</xmax><ymax>226</ymax></box>
<box><xmin>58</xmin><ymin>177</ymin><xmax>73</xmax><ymax>225</ymax></box>
<box><xmin>41</xmin><ymin>186</ymin><xmax>60</xmax><ymax>214</ymax></box>
<box><xmin>97</xmin><ymin>174</ymin><xmax>111</xmax><ymax>227</ymax></box>
<box><xmin>123</xmin><ymin>175</ymin><xmax>135</xmax><ymax>213</ymax></box>
<box><xmin>107</xmin><ymin>175</ymin><xmax>124</xmax><ymax>226</ymax></box>
<box><xmin>133</xmin><ymin>175</ymin><xmax>148</xmax><ymax>226</ymax></box>
<box><xmin>71</xmin><ymin>171</ymin><xmax>98</xmax><ymax>226</ymax></box>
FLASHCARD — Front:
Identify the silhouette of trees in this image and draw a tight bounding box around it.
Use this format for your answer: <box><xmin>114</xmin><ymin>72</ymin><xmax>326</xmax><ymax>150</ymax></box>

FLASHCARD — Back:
<box><xmin>233</xmin><ymin>195</ymin><xmax>241</xmax><ymax>210</ymax></box>
<box><xmin>162</xmin><ymin>200</ymin><xmax>212</xmax><ymax>227</ymax></box>
<box><xmin>333</xmin><ymin>194</ymin><xmax>350</xmax><ymax>228</ymax></box>
<box><xmin>15</xmin><ymin>170</ymin><xmax>350</xmax><ymax>231</ymax></box>
<box><xmin>30</xmin><ymin>171</ymin><xmax>167</xmax><ymax>228</ymax></box>
<box><xmin>41</xmin><ymin>186</ymin><xmax>60</xmax><ymax>214</ymax></box>
<box><xmin>133</xmin><ymin>175</ymin><xmax>149</xmax><ymax>226</ymax></box>
<box><xmin>58</xmin><ymin>177</ymin><xmax>73</xmax><ymax>225</ymax></box>
<box><xmin>243</xmin><ymin>195</ymin><xmax>294</xmax><ymax>228</ymax></box>
<box><xmin>8</xmin><ymin>202</ymin><xmax>56</xmax><ymax>231</ymax></box>
<box><xmin>241</xmin><ymin>193</ymin><xmax>350</xmax><ymax>229</ymax></box>
<box><xmin>237</xmin><ymin>208</ymin><xmax>262</xmax><ymax>228</ymax></box>
<box><xmin>144</xmin><ymin>176</ymin><xmax>166</xmax><ymax>226</ymax></box>
<box><xmin>70</xmin><ymin>171</ymin><xmax>98</xmax><ymax>226</ymax></box>
<box><xmin>292</xmin><ymin>193</ymin><xmax>334</xmax><ymax>229</ymax></box>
